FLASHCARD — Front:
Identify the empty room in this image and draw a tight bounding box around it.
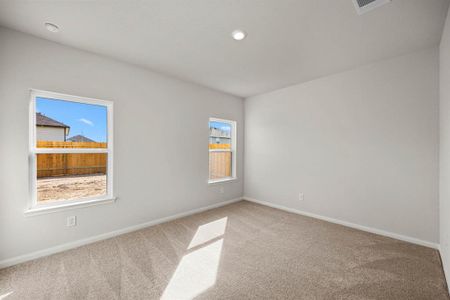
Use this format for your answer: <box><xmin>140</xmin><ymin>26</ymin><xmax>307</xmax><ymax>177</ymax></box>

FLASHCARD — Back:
<box><xmin>2</xmin><ymin>0</ymin><xmax>450</xmax><ymax>299</ymax></box>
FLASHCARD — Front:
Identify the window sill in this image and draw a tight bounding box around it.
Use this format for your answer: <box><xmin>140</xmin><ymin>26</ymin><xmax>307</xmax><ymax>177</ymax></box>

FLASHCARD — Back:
<box><xmin>24</xmin><ymin>197</ymin><xmax>117</xmax><ymax>217</ymax></box>
<box><xmin>208</xmin><ymin>177</ymin><xmax>237</xmax><ymax>184</ymax></box>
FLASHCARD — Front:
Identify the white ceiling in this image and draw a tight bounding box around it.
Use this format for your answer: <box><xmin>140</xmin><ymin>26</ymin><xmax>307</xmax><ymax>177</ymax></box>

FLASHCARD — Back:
<box><xmin>0</xmin><ymin>0</ymin><xmax>448</xmax><ymax>98</ymax></box>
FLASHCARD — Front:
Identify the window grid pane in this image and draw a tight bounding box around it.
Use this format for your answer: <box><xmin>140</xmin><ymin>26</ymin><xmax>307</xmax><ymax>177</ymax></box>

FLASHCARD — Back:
<box><xmin>36</xmin><ymin>153</ymin><xmax>107</xmax><ymax>202</ymax></box>
<box><xmin>35</xmin><ymin>97</ymin><xmax>108</xmax><ymax>148</ymax></box>
<box><xmin>209</xmin><ymin>151</ymin><xmax>232</xmax><ymax>180</ymax></box>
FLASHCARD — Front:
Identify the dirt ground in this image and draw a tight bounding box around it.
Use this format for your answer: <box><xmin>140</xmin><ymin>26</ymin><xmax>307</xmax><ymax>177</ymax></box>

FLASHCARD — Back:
<box><xmin>37</xmin><ymin>174</ymin><xmax>106</xmax><ymax>202</ymax></box>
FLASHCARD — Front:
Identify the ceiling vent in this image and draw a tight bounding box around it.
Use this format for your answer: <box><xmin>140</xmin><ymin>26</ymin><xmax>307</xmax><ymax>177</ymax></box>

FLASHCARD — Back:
<box><xmin>353</xmin><ymin>0</ymin><xmax>391</xmax><ymax>15</ymax></box>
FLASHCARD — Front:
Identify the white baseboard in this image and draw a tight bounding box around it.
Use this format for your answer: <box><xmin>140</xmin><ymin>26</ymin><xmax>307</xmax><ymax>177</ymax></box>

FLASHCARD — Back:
<box><xmin>244</xmin><ymin>196</ymin><xmax>439</xmax><ymax>249</ymax></box>
<box><xmin>438</xmin><ymin>245</ymin><xmax>450</xmax><ymax>293</ymax></box>
<box><xmin>1</xmin><ymin>196</ymin><xmax>439</xmax><ymax>269</ymax></box>
<box><xmin>0</xmin><ymin>197</ymin><xmax>243</xmax><ymax>269</ymax></box>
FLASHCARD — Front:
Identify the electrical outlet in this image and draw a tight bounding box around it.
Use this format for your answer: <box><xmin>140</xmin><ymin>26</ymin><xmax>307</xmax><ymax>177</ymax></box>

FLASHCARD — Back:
<box><xmin>66</xmin><ymin>216</ymin><xmax>77</xmax><ymax>227</ymax></box>
<box><xmin>299</xmin><ymin>193</ymin><xmax>304</xmax><ymax>201</ymax></box>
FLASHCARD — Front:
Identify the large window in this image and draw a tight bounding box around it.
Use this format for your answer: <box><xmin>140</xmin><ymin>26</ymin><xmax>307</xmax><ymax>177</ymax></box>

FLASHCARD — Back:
<box><xmin>208</xmin><ymin>118</ymin><xmax>236</xmax><ymax>183</ymax></box>
<box><xmin>28</xmin><ymin>90</ymin><xmax>114</xmax><ymax>213</ymax></box>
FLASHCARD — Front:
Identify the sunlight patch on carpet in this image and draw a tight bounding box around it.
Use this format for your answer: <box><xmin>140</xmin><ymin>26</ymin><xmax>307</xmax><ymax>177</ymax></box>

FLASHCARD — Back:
<box><xmin>161</xmin><ymin>218</ymin><xmax>227</xmax><ymax>300</ymax></box>
<box><xmin>0</xmin><ymin>291</ymin><xmax>14</xmax><ymax>299</ymax></box>
<box><xmin>188</xmin><ymin>217</ymin><xmax>228</xmax><ymax>249</ymax></box>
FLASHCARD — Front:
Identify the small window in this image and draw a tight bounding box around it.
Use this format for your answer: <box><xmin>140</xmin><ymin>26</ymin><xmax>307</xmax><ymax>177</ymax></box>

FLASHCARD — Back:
<box><xmin>208</xmin><ymin>118</ymin><xmax>236</xmax><ymax>183</ymax></box>
<box><xmin>28</xmin><ymin>90</ymin><xmax>114</xmax><ymax>212</ymax></box>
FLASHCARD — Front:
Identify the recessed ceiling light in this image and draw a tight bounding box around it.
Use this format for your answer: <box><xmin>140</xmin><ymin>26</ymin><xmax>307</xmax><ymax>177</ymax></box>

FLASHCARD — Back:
<box><xmin>45</xmin><ymin>22</ymin><xmax>59</xmax><ymax>33</ymax></box>
<box><xmin>231</xmin><ymin>30</ymin><xmax>246</xmax><ymax>41</ymax></box>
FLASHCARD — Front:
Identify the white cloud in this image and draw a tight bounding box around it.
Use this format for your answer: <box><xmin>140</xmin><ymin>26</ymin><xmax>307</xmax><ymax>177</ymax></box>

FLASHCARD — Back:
<box><xmin>78</xmin><ymin>118</ymin><xmax>94</xmax><ymax>126</ymax></box>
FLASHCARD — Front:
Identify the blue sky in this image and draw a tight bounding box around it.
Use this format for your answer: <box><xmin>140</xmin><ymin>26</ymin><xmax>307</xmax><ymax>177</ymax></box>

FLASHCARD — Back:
<box><xmin>209</xmin><ymin>121</ymin><xmax>231</xmax><ymax>132</ymax></box>
<box><xmin>36</xmin><ymin>97</ymin><xmax>107</xmax><ymax>142</ymax></box>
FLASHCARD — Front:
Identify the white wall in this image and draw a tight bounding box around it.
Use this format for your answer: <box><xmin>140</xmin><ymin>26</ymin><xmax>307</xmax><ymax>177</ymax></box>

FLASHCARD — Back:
<box><xmin>0</xmin><ymin>27</ymin><xmax>244</xmax><ymax>263</ymax></box>
<box><xmin>36</xmin><ymin>126</ymin><xmax>66</xmax><ymax>142</ymax></box>
<box><xmin>440</xmin><ymin>5</ymin><xmax>450</xmax><ymax>286</ymax></box>
<box><xmin>245</xmin><ymin>48</ymin><xmax>439</xmax><ymax>244</ymax></box>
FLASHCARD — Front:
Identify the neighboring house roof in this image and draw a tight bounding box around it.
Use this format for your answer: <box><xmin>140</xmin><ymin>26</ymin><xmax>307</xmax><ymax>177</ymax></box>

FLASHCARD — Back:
<box><xmin>67</xmin><ymin>135</ymin><xmax>96</xmax><ymax>143</ymax></box>
<box><xmin>36</xmin><ymin>113</ymin><xmax>70</xmax><ymax>128</ymax></box>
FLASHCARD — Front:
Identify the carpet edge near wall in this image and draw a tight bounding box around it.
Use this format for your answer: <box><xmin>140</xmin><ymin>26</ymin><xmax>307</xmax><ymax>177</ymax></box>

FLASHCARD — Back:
<box><xmin>0</xmin><ymin>197</ymin><xmax>243</xmax><ymax>269</ymax></box>
<box><xmin>243</xmin><ymin>196</ymin><xmax>439</xmax><ymax>249</ymax></box>
<box><xmin>1</xmin><ymin>196</ymin><xmax>440</xmax><ymax>269</ymax></box>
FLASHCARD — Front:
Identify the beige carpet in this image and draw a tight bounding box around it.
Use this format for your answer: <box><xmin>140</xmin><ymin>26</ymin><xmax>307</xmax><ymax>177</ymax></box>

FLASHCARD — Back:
<box><xmin>0</xmin><ymin>200</ymin><xmax>448</xmax><ymax>299</ymax></box>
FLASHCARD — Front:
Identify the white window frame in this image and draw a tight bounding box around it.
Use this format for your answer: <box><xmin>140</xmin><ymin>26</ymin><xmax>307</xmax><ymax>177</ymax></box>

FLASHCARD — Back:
<box><xmin>208</xmin><ymin>117</ymin><xmax>237</xmax><ymax>184</ymax></box>
<box><xmin>26</xmin><ymin>89</ymin><xmax>115</xmax><ymax>215</ymax></box>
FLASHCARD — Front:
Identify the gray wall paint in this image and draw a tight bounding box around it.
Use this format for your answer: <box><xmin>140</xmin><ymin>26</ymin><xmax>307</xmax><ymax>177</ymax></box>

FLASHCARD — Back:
<box><xmin>440</xmin><ymin>5</ymin><xmax>450</xmax><ymax>285</ymax></box>
<box><xmin>245</xmin><ymin>48</ymin><xmax>439</xmax><ymax>243</ymax></box>
<box><xmin>0</xmin><ymin>27</ymin><xmax>244</xmax><ymax>261</ymax></box>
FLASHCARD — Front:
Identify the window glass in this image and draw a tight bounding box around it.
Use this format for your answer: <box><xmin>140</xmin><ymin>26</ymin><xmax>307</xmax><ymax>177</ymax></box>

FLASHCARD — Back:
<box><xmin>36</xmin><ymin>97</ymin><xmax>107</xmax><ymax>148</ymax></box>
<box><xmin>29</xmin><ymin>90</ymin><xmax>113</xmax><ymax>210</ymax></box>
<box><xmin>209</xmin><ymin>121</ymin><xmax>231</xmax><ymax>150</ymax></box>
<box><xmin>209</xmin><ymin>120</ymin><xmax>234</xmax><ymax>181</ymax></box>
<box><xmin>36</xmin><ymin>153</ymin><xmax>107</xmax><ymax>202</ymax></box>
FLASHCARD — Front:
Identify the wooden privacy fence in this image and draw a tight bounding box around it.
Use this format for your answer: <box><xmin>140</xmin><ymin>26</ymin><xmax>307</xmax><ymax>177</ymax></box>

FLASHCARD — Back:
<box><xmin>209</xmin><ymin>151</ymin><xmax>231</xmax><ymax>179</ymax></box>
<box><xmin>37</xmin><ymin>141</ymin><xmax>107</xmax><ymax>178</ymax></box>
<box><xmin>209</xmin><ymin>143</ymin><xmax>231</xmax><ymax>150</ymax></box>
<box><xmin>37</xmin><ymin>141</ymin><xmax>107</xmax><ymax>149</ymax></box>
